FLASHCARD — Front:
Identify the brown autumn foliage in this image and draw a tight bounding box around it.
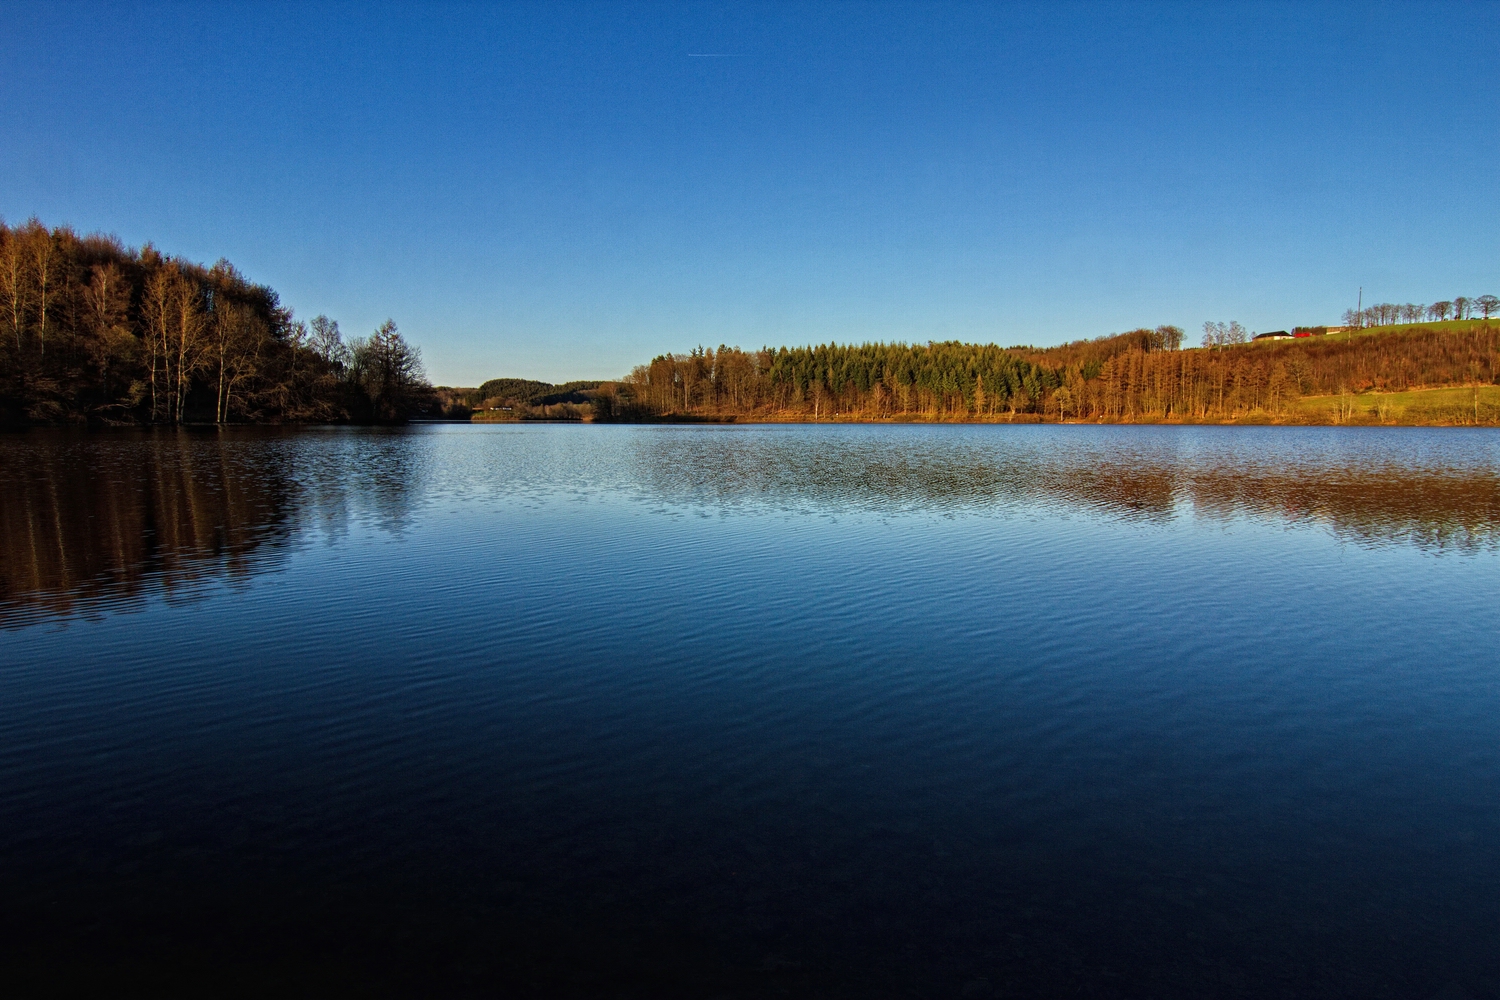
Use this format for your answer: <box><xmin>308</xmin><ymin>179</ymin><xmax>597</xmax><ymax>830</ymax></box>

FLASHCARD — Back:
<box><xmin>1015</xmin><ymin>324</ymin><xmax>1499</xmax><ymax>421</ymax></box>
<box><xmin>0</xmin><ymin>218</ymin><xmax>431</xmax><ymax>425</ymax></box>
<box><xmin>592</xmin><ymin>325</ymin><xmax>1500</xmax><ymax>423</ymax></box>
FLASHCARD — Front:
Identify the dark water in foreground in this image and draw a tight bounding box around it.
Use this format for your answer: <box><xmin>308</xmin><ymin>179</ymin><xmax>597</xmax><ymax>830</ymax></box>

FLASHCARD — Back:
<box><xmin>2</xmin><ymin>424</ymin><xmax>1498</xmax><ymax>998</ymax></box>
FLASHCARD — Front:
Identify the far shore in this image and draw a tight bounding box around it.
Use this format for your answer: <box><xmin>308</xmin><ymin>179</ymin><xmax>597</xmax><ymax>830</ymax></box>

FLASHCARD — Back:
<box><xmin>468</xmin><ymin>383</ymin><xmax>1500</xmax><ymax>428</ymax></box>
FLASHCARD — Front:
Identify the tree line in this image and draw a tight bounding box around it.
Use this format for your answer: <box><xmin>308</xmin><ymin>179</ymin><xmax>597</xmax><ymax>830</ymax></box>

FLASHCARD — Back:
<box><xmin>598</xmin><ymin>341</ymin><xmax>1053</xmax><ymax>421</ymax></box>
<box><xmin>0</xmin><ymin>219</ymin><xmax>431</xmax><ymax>425</ymax></box>
<box><xmin>1344</xmin><ymin>296</ymin><xmax>1498</xmax><ymax>328</ymax></box>
<box><xmin>593</xmin><ymin>322</ymin><xmax>1499</xmax><ymax>423</ymax></box>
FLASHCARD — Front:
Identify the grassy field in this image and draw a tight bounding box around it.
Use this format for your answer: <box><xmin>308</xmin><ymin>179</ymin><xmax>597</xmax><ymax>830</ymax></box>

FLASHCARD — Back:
<box><xmin>1289</xmin><ymin>384</ymin><xmax>1500</xmax><ymax>424</ymax></box>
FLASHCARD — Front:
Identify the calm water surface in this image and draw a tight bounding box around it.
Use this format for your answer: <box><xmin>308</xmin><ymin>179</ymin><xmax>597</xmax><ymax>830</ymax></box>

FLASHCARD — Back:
<box><xmin>1</xmin><ymin>424</ymin><xmax>1498</xmax><ymax>998</ymax></box>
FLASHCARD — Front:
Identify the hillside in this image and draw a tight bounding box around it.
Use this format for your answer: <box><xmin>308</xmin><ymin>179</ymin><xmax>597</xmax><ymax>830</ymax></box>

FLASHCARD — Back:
<box><xmin>470</xmin><ymin>378</ymin><xmax>605</xmax><ymax>420</ymax></box>
<box><xmin>594</xmin><ymin>322</ymin><xmax>1500</xmax><ymax>425</ymax></box>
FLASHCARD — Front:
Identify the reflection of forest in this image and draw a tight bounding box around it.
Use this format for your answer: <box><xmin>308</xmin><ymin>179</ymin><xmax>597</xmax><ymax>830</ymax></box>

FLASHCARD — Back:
<box><xmin>1184</xmin><ymin>465</ymin><xmax>1500</xmax><ymax>552</ymax></box>
<box><xmin>0</xmin><ymin>429</ymin><xmax>436</xmax><ymax>624</ymax></box>
<box><xmin>3</xmin><ymin>429</ymin><xmax>1496</xmax><ymax>625</ymax></box>
<box><xmin>626</xmin><ymin>434</ymin><xmax>1500</xmax><ymax>552</ymax></box>
<box><xmin>1043</xmin><ymin>461</ymin><xmax>1500</xmax><ymax>551</ymax></box>
<box><xmin>0</xmin><ymin>432</ymin><xmax>298</xmax><ymax>623</ymax></box>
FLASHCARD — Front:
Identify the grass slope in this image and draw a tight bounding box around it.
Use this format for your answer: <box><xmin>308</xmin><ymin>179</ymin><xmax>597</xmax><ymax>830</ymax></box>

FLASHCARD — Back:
<box><xmin>1291</xmin><ymin>384</ymin><xmax>1500</xmax><ymax>424</ymax></box>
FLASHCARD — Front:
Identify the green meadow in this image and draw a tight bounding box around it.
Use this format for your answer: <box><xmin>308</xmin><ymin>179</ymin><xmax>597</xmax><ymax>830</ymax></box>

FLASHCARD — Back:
<box><xmin>1290</xmin><ymin>384</ymin><xmax>1500</xmax><ymax>424</ymax></box>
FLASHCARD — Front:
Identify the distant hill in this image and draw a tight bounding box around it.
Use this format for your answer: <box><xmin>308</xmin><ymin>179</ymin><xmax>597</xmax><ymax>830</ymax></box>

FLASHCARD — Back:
<box><xmin>472</xmin><ymin>379</ymin><xmax>604</xmax><ymax>407</ymax></box>
<box><xmin>474</xmin><ymin>378</ymin><xmax>555</xmax><ymax>405</ymax></box>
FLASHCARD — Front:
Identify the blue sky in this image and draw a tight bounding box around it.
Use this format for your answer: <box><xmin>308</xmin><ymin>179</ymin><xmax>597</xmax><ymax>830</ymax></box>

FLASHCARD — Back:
<box><xmin>2</xmin><ymin>1</ymin><xmax>1496</xmax><ymax>385</ymax></box>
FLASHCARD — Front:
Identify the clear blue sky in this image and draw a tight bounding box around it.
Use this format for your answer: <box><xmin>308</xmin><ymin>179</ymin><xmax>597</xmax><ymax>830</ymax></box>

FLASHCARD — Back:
<box><xmin>2</xmin><ymin>1</ymin><xmax>1496</xmax><ymax>385</ymax></box>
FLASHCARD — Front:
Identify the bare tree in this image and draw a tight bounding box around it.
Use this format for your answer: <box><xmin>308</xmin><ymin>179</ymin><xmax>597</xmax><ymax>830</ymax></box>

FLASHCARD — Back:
<box><xmin>1202</xmin><ymin>321</ymin><xmax>1248</xmax><ymax>349</ymax></box>
<box><xmin>22</xmin><ymin>220</ymin><xmax>53</xmax><ymax>359</ymax></box>
<box><xmin>1454</xmin><ymin>296</ymin><xmax>1471</xmax><ymax>321</ymax></box>
<box><xmin>82</xmin><ymin>263</ymin><xmax>134</xmax><ymax>402</ymax></box>
<box><xmin>1476</xmin><ymin>295</ymin><xmax>1499</xmax><ymax>320</ymax></box>
<box><xmin>214</xmin><ymin>301</ymin><xmax>251</xmax><ymax>422</ymax></box>
<box><xmin>308</xmin><ymin>314</ymin><xmax>348</xmax><ymax>370</ymax></box>
<box><xmin>0</xmin><ymin>223</ymin><xmax>25</xmax><ymax>355</ymax></box>
<box><xmin>1430</xmin><ymin>301</ymin><xmax>1453</xmax><ymax>321</ymax></box>
<box><xmin>82</xmin><ymin>262</ymin><xmax>129</xmax><ymax>334</ymax></box>
<box><xmin>141</xmin><ymin>264</ymin><xmax>208</xmax><ymax>423</ymax></box>
<box><xmin>141</xmin><ymin>267</ymin><xmax>173</xmax><ymax>421</ymax></box>
<box><xmin>172</xmin><ymin>268</ymin><xmax>207</xmax><ymax>423</ymax></box>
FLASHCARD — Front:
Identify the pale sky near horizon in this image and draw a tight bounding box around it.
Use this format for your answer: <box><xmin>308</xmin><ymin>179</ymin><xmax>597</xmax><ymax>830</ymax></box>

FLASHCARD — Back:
<box><xmin>2</xmin><ymin>1</ymin><xmax>1497</xmax><ymax>386</ymax></box>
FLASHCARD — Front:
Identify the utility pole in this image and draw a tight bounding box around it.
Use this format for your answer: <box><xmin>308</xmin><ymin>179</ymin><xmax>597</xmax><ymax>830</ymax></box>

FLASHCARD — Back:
<box><xmin>1357</xmin><ymin>287</ymin><xmax>1362</xmax><ymax>328</ymax></box>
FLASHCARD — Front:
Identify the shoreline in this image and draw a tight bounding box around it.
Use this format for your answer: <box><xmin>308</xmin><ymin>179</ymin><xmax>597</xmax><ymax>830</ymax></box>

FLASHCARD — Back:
<box><xmin>581</xmin><ymin>382</ymin><xmax>1500</xmax><ymax>428</ymax></box>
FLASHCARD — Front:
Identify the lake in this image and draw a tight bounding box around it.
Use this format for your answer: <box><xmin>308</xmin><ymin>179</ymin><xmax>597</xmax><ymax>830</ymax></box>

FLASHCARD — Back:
<box><xmin>2</xmin><ymin>424</ymin><xmax>1498</xmax><ymax>998</ymax></box>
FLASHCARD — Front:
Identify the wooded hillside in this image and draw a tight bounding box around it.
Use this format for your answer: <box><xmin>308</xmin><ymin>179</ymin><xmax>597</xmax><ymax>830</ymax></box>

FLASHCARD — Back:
<box><xmin>595</xmin><ymin>322</ymin><xmax>1500</xmax><ymax>424</ymax></box>
<box><xmin>0</xmin><ymin>219</ymin><xmax>430</xmax><ymax>425</ymax></box>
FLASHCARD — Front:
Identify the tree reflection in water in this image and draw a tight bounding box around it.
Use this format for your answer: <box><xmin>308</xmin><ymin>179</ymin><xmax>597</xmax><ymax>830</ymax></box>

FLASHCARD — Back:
<box><xmin>623</xmin><ymin>427</ymin><xmax>1500</xmax><ymax>553</ymax></box>
<box><xmin>2</xmin><ymin>426</ymin><xmax>1497</xmax><ymax>626</ymax></box>
<box><xmin>0</xmin><ymin>428</ymin><xmax>431</xmax><ymax>625</ymax></box>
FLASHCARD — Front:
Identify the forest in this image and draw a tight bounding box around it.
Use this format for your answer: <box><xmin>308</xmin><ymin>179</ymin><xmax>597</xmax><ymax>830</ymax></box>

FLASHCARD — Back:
<box><xmin>0</xmin><ymin>219</ymin><xmax>432</xmax><ymax>425</ymax></box>
<box><xmin>466</xmin><ymin>378</ymin><xmax>604</xmax><ymax>421</ymax></box>
<box><xmin>7</xmin><ymin>218</ymin><xmax>1495</xmax><ymax>427</ymax></box>
<box><xmin>593</xmin><ymin>320</ymin><xmax>1500</xmax><ymax>424</ymax></box>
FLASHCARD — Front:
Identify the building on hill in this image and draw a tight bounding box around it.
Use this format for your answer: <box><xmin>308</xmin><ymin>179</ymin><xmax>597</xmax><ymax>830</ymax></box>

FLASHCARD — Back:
<box><xmin>1253</xmin><ymin>331</ymin><xmax>1292</xmax><ymax>341</ymax></box>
